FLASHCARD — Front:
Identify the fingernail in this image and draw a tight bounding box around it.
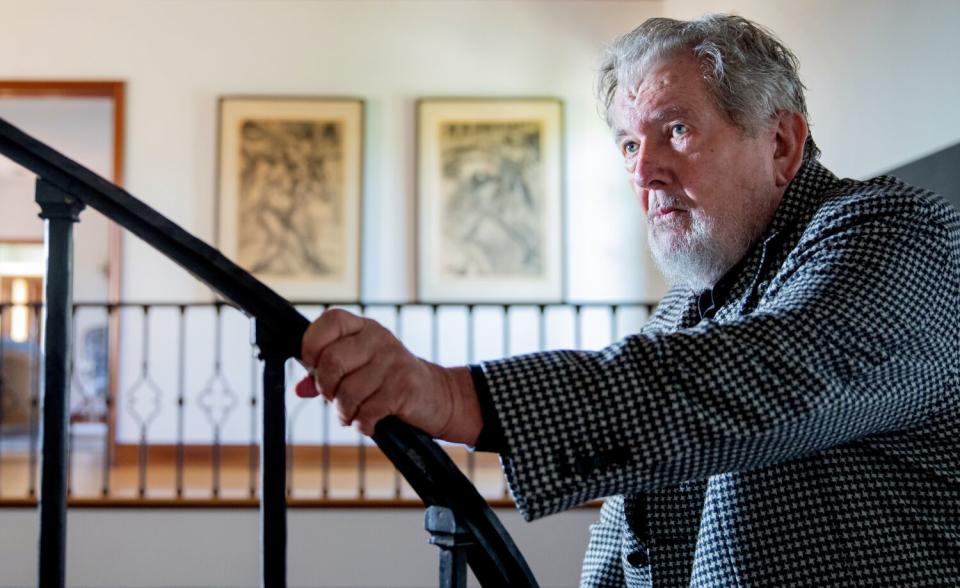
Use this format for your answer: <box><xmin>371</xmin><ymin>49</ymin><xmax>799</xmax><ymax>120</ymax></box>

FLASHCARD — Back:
<box><xmin>295</xmin><ymin>375</ymin><xmax>319</xmax><ymax>398</ymax></box>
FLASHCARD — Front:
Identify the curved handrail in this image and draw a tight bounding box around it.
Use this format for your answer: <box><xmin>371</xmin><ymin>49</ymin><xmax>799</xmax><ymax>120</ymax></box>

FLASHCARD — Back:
<box><xmin>375</xmin><ymin>417</ymin><xmax>537</xmax><ymax>586</ymax></box>
<box><xmin>0</xmin><ymin>116</ymin><xmax>539</xmax><ymax>586</ymax></box>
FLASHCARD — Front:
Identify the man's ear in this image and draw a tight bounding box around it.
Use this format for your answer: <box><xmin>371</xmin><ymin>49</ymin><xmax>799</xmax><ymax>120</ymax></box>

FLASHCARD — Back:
<box><xmin>773</xmin><ymin>110</ymin><xmax>808</xmax><ymax>187</ymax></box>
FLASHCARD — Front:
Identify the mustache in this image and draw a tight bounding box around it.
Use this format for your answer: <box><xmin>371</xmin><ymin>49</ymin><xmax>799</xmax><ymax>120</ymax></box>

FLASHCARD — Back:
<box><xmin>647</xmin><ymin>192</ymin><xmax>692</xmax><ymax>217</ymax></box>
<box><xmin>650</xmin><ymin>192</ymin><xmax>690</xmax><ymax>208</ymax></box>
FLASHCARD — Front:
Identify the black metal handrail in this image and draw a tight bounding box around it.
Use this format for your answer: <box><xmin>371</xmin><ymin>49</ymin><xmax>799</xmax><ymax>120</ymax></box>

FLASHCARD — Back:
<box><xmin>0</xmin><ymin>117</ymin><xmax>539</xmax><ymax>586</ymax></box>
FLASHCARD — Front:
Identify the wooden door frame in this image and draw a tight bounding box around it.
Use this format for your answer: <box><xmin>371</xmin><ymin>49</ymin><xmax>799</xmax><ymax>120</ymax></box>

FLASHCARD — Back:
<box><xmin>0</xmin><ymin>80</ymin><xmax>125</xmax><ymax>454</ymax></box>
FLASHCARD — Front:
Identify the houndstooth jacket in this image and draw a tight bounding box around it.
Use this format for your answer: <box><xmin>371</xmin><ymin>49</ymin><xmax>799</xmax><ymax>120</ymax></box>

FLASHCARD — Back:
<box><xmin>480</xmin><ymin>159</ymin><xmax>960</xmax><ymax>587</ymax></box>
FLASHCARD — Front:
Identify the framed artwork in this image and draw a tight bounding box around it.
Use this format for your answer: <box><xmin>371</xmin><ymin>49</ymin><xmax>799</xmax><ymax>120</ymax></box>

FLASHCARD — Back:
<box><xmin>217</xmin><ymin>97</ymin><xmax>363</xmax><ymax>301</ymax></box>
<box><xmin>417</xmin><ymin>98</ymin><xmax>563</xmax><ymax>303</ymax></box>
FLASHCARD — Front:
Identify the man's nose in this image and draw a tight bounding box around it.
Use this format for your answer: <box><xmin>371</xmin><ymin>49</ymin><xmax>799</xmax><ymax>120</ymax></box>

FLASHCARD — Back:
<box><xmin>632</xmin><ymin>142</ymin><xmax>672</xmax><ymax>190</ymax></box>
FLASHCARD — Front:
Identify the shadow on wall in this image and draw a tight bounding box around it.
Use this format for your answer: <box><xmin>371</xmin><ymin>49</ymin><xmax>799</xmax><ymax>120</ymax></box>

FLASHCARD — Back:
<box><xmin>885</xmin><ymin>141</ymin><xmax>960</xmax><ymax>210</ymax></box>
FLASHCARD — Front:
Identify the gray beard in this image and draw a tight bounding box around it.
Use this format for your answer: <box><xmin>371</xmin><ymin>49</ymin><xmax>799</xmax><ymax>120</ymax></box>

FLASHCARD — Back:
<box><xmin>648</xmin><ymin>207</ymin><xmax>758</xmax><ymax>292</ymax></box>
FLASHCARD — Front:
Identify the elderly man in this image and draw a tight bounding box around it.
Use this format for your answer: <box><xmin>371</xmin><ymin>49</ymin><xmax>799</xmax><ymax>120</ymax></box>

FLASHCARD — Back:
<box><xmin>297</xmin><ymin>14</ymin><xmax>960</xmax><ymax>587</ymax></box>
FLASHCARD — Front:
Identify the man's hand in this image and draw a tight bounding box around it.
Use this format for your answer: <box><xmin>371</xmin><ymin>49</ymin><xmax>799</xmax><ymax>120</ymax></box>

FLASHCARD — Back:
<box><xmin>296</xmin><ymin>308</ymin><xmax>483</xmax><ymax>445</ymax></box>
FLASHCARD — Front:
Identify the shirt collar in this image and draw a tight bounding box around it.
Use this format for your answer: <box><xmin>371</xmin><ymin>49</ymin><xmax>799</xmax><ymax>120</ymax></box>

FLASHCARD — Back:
<box><xmin>696</xmin><ymin>256</ymin><xmax>744</xmax><ymax>321</ymax></box>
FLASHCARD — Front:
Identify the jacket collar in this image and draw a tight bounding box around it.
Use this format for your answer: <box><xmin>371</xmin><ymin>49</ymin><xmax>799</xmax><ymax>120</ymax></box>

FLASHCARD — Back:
<box><xmin>763</xmin><ymin>158</ymin><xmax>842</xmax><ymax>243</ymax></box>
<box><xmin>718</xmin><ymin>158</ymin><xmax>843</xmax><ymax>316</ymax></box>
<box><xmin>666</xmin><ymin>158</ymin><xmax>843</xmax><ymax>326</ymax></box>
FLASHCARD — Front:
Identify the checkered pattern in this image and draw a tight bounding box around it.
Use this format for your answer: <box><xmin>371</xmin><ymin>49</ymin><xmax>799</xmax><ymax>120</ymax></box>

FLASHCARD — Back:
<box><xmin>481</xmin><ymin>160</ymin><xmax>960</xmax><ymax>587</ymax></box>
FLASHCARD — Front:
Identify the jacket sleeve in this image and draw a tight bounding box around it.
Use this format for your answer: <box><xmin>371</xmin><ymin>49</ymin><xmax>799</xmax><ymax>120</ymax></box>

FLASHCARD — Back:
<box><xmin>482</xmin><ymin>190</ymin><xmax>960</xmax><ymax>521</ymax></box>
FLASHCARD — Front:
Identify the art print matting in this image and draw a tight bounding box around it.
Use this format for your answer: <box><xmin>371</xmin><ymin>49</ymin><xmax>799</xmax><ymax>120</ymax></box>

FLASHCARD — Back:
<box><xmin>417</xmin><ymin>98</ymin><xmax>563</xmax><ymax>303</ymax></box>
<box><xmin>217</xmin><ymin>97</ymin><xmax>363</xmax><ymax>301</ymax></box>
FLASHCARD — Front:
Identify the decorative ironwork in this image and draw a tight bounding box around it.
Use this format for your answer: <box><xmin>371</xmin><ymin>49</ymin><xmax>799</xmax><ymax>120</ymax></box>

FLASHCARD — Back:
<box><xmin>248</xmin><ymin>331</ymin><xmax>259</xmax><ymax>499</ymax></box>
<box><xmin>391</xmin><ymin>304</ymin><xmax>403</xmax><ymax>499</ymax></box>
<box><xmin>286</xmin><ymin>359</ymin><xmax>307</xmax><ymax>499</ymax></box>
<box><xmin>197</xmin><ymin>371</ymin><xmax>237</xmax><ymax>431</ymax></box>
<box><xmin>466</xmin><ymin>305</ymin><xmax>477</xmax><ymax>482</ymax></box>
<box><xmin>197</xmin><ymin>304</ymin><xmax>239</xmax><ymax>497</ymax></box>
<box><xmin>321</xmin><ymin>393</ymin><xmax>331</xmax><ymax>499</ymax></box>
<box><xmin>1</xmin><ymin>299</ymin><xmax>651</xmax><ymax>502</ymax></box>
<box><xmin>197</xmin><ymin>304</ymin><xmax>239</xmax><ymax>431</ymax></box>
<box><xmin>100</xmin><ymin>304</ymin><xmax>116</xmax><ymax>498</ymax></box>
<box><xmin>69</xmin><ymin>307</ymin><xmax>108</xmax><ymax>423</ymax></box>
<box><xmin>125</xmin><ymin>307</ymin><xmax>163</xmax><ymax>436</ymax></box>
<box><xmin>124</xmin><ymin>305</ymin><xmax>163</xmax><ymax>497</ymax></box>
<box><xmin>29</xmin><ymin>303</ymin><xmax>41</xmax><ymax>498</ymax></box>
<box><xmin>175</xmin><ymin>305</ymin><xmax>187</xmax><ymax>498</ymax></box>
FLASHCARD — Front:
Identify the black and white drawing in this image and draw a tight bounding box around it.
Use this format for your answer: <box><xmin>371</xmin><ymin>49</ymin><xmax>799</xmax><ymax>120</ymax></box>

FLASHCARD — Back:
<box><xmin>218</xmin><ymin>98</ymin><xmax>363</xmax><ymax>301</ymax></box>
<box><xmin>236</xmin><ymin>119</ymin><xmax>344</xmax><ymax>280</ymax></box>
<box><xmin>418</xmin><ymin>99</ymin><xmax>563</xmax><ymax>303</ymax></box>
<box><xmin>439</xmin><ymin>121</ymin><xmax>545</xmax><ymax>278</ymax></box>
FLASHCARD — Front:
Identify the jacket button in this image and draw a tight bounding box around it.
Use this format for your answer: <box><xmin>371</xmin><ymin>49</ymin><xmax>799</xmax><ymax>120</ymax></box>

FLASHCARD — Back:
<box><xmin>626</xmin><ymin>550</ymin><xmax>648</xmax><ymax>567</ymax></box>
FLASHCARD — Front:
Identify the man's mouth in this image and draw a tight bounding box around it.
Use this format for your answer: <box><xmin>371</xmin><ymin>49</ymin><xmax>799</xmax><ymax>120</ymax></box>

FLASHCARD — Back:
<box><xmin>651</xmin><ymin>206</ymin><xmax>686</xmax><ymax>221</ymax></box>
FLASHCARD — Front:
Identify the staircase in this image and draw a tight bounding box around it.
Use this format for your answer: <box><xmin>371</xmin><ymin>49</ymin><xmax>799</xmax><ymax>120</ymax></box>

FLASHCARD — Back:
<box><xmin>0</xmin><ymin>117</ymin><xmax>539</xmax><ymax>588</ymax></box>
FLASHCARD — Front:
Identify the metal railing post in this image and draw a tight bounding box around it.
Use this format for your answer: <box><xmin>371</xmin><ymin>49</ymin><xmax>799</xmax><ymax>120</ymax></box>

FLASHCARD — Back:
<box><xmin>255</xmin><ymin>321</ymin><xmax>288</xmax><ymax>588</ymax></box>
<box><xmin>425</xmin><ymin>506</ymin><xmax>471</xmax><ymax>588</ymax></box>
<box><xmin>35</xmin><ymin>179</ymin><xmax>84</xmax><ymax>588</ymax></box>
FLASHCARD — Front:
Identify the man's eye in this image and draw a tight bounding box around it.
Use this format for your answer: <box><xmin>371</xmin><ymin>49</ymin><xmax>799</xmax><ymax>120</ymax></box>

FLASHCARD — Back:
<box><xmin>623</xmin><ymin>141</ymin><xmax>639</xmax><ymax>155</ymax></box>
<box><xmin>671</xmin><ymin>124</ymin><xmax>688</xmax><ymax>137</ymax></box>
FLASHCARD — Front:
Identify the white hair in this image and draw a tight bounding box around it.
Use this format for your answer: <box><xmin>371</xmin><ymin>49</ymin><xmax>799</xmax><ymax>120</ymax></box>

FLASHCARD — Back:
<box><xmin>597</xmin><ymin>14</ymin><xmax>819</xmax><ymax>161</ymax></box>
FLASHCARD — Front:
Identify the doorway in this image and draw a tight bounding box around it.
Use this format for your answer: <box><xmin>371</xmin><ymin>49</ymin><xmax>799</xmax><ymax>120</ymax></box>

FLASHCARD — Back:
<box><xmin>0</xmin><ymin>81</ymin><xmax>124</xmax><ymax>464</ymax></box>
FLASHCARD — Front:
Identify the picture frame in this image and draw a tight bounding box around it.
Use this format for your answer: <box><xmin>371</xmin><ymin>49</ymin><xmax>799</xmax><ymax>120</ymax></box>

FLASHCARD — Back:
<box><xmin>217</xmin><ymin>96</ymin><xmax>363</xmax><ymax>302</ymax></box>
<box><xmin>417</xmin><ymin>98</ymin><xmax>564</xmax><ymax>303</ymax></box>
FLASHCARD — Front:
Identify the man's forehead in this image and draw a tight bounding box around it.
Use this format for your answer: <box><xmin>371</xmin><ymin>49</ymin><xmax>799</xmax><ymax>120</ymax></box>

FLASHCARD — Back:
<box><xmin>613</xmin><ymin>57</ymin><xmax>711</xmax><ymax>127</ymax></box>
<box><xmin>613</xmin><ymin>85</ymin><xmax>696</xmax><ymax>128</ymax></box>
<box><xmin>621</xmin><ymin>56</ymin><xmax>701</xmax><ymax>102</ymax></box>
<box><xmin>623</xmin><ymin>67</ymin><xmax>682</xmax><ymax>100</ymax></box>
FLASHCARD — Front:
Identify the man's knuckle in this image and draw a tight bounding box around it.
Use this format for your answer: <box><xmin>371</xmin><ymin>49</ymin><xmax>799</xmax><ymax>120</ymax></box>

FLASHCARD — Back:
<box><xmin>302</xmin><ymin>322</ymin><xmax>323</xmax><ymax>359</ymax></box>
<box><xmin>336</xmin><ymin>401</ymin><xmax>353</xmax><ymax>425</ymax></box>
<box><xmin>356</xmin><ymin>410</ymin><xmax>383</xmax><ymax>437</ymax></box>
<box><xmin>339</xmin><ymin>392</ymin><xmax>358</xmax><ymax>415</ymax></box>
<box><xmin>317</xmin><ymin>352</ymin><xmax>345</xmax><ymax>382</ymax></box>
<box><xmin>326</xmin><ymin>308</ymin><xmax>348</xmax><ymax>321</ymax></box>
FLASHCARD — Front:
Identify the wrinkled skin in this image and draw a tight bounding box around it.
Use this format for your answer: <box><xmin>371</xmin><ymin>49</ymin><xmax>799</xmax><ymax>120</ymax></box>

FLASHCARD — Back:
<box><xmin>614</xmin><ymin>54</ymin><xmax>803</xmax><ymax>289</ymax></box>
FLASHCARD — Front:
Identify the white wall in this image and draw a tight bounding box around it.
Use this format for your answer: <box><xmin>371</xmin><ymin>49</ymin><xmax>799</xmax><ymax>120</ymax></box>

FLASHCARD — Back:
<box><xmin>0</xmin><ymin>0</ymin><xmax>666</xmax><ymax>444</ymax></box>
<box><xmin>0</xmin><ymin>506</ymin><xmax>598</xmax><ymax>588</ymax></box>
<box><xmin>3</xmin><ymin>0</ymin><xmax>956</xmax><ymax>298</ymax></box>
<box><xmin>0</xmin><ymin>0</ymin><xmax>665</xmax><ymax>305</ymax></box>
<box><xmin>663</xmin><ymin>0</ymin><xmax>960</xmax><ymax>179</ymax></box>
<box><xmin>3</xmin><ymin>0</ymin><xmax>956</xmax><ymax>305</ymax></box>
